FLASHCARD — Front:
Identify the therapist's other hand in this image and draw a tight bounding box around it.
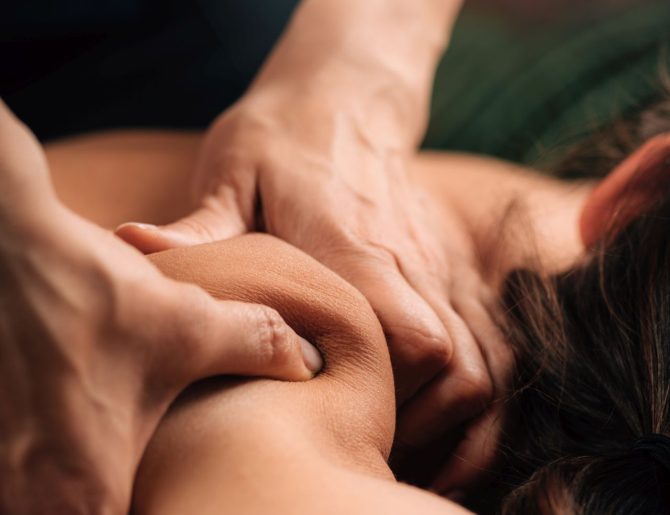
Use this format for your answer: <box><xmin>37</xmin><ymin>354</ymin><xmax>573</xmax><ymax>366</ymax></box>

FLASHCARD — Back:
<box><xmin>0</xmin><ymin>103</ymin><xmax>322</xmax><ymax>514</ymax></box>
<box><xmin>116</xmin><ymin>86</ymin><xmax>454</xmax><ymax>401</ymax></box>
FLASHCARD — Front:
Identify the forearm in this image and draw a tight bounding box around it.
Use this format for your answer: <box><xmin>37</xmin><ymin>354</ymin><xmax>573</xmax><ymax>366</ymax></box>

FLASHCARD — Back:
<box><xmin>250</xmin><ymin>0</ymin><xmax>464</xmax><ymax>145</ymax></box>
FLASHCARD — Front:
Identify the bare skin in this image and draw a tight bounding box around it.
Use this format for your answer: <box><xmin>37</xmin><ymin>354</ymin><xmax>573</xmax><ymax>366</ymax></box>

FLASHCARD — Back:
<box><xmin>6</xmin><ymin>1</ymin><xmax>640</xmax><ymax>510</ymax></box>
<box><xmin>1</xmin><ymin>4</ymin><xmax>467</xmax><ymax>509</ymax></box>
<box><xmin>44</xmin><ymin>130</ymin><xmax>592</xmax><ymax>508</ymax></box>
<box><xmin>116</xmin><ymin>1</ymin><xmax>479</xmax><ymax>453</ymax></box>
<box><xmin>0</xmin><ymin>113</ymin><xmax>322</xmax><ymax>515</ymax></box>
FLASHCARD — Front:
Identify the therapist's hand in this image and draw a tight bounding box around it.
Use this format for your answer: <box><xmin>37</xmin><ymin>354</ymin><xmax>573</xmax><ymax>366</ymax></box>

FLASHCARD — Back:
<box><xmin>117</xmin><ymin>0</ymin><xmax>472</xmax><ymax>405</ymax></box>
<box><xmin>116</xmin><ymin>85</ymin><xmax>454</xmax><ymax>401</ymax></box>
<box><xmin>116</xmin><ymin>0</ymin><xmax>500</xmax><ymax>488</ymax></box>
<box><xmin>117</xmin><ymin>0</ymin><xmax>466</xmax><ymax>403</ymax></box>
<box><xmin>0</xmin><ymin>103</ymin><xmax>322</xmax><ymax>514</ymax></box>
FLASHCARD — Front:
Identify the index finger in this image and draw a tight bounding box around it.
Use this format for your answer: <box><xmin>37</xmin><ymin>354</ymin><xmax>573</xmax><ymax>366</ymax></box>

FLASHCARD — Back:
<box><xmin>319</xmin><ymin>245</ymin><xmax>452</xmax><ymax>400</ymax></box>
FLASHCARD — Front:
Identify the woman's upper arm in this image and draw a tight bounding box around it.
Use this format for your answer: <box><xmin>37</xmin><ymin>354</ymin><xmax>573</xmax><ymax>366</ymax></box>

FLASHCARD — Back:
<box><xmin>146</xmin><ymin>233</ymin><xmax>396</xmax><ymax>450</ymax></box>
<box><xmin>134</xmin><ymin>376</ymin><xmax>470</xmax><ymax>515</ymax></box>
<box><xmin>132</xmin><ymin>234</ymin><xmax>473</xmax><ymax>514</ymax></box>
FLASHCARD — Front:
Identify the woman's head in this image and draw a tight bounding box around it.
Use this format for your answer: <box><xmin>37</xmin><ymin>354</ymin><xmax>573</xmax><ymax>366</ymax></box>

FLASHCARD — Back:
<box><xmin>497</xmin><ymin>94</ymin><xmax>670</xmax><ymax>513</ymax></box>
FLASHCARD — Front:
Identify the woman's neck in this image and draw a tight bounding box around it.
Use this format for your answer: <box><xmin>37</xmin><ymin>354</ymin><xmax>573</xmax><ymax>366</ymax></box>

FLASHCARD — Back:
<box><xmin>410</xmin><ymin>152</ymin><xmax>595</xmax><ymax>286</ymax></box>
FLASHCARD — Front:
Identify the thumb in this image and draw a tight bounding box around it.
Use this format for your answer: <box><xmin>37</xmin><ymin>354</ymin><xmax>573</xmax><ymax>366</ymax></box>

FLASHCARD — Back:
<box><xmin>116</xmin><ymin>196</ymin><xmax>247</xmax><ymax>254</ymax></box>
<box><xmin>162</xmin><ymin>284</ymin><xmax>323</xmax><ymax>386</ymax></box>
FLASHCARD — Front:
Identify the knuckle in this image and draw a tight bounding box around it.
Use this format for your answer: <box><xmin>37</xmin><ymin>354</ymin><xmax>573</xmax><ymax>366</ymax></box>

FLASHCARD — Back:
<box><xmin>403</xmin><ymin>327</ymin><xmax>452</xmax><ymax>371</ymax></box>
<box><xmin>455</xmin><ymin>367</ymin><xmax>494</xmax><ymax>409</ymax></box>
<box><xmin>254</xmin><ymin>306</ymin><xmax>295</xmax><ymax>368</ymax></box>
<box><xmin>422</xmin><ymin>334</ymin><xmax>452</xmax><ymax>369</ymax></box>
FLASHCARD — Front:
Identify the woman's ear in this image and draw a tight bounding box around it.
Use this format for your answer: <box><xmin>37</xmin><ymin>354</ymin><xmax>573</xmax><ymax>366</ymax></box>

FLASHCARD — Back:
<box><xmin>579</xmin><ymin>133</ymin><xmax>670</xmax><ymax>248</ymax></box>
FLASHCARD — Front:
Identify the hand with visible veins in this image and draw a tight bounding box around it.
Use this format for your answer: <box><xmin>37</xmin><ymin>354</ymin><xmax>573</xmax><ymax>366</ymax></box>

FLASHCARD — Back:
<box><xmin>0</xmin><ymin>102</ymin><xmax>322</xmax><ymax>515</ymax></box>
<box><xmin>117</xmin><ymin>0</ymin><xmax>469</xmax><ymax>405</ymax></box>
<box><xmin>51</xmin><ymin>128</ymin><xmax>551</xmax><ymax>501</ymax></box>
<box><xmin>111</xmin><ymin>0</ymin><xmax>515</xmax><ymax>492</ymax></box>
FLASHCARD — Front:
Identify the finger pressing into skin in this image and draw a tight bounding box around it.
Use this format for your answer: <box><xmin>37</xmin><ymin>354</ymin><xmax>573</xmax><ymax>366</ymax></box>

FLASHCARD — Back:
<box><xmin>393</xmin><ymin>257</ymin><xmax>460</xmax><ymax>394</ymax></box>
<box><xmin>322</xmin><ymin>248</ymin><xmax>452</xmax><ymax>401</ymax></box>
<box><xmin>425</xmin><ymin>294</ymin><xmax>513</xmax><ymax>492</ymax></box>
<box><xmin>451</xmin><ymin>292</ymin><xmax>513</xmax><ymax>397</ymax></box>
<box><xmin>115</xmin><ymin>191</ymin><xmax>247</xmax><ymax>253</ymax></box>
<box><xmin>152</xmin><ymin>283</ymin><xmax>323</xmax><ymax>393</ymax></box>
<box><xmin>395</xmin><ymin>310</ymin><xmax>492</xmax><ymax>448</ymax></box>
<box><xmin>430</xmin><ymin>404</ymin><xmax>506</xmax><ymax>495</ymax></box>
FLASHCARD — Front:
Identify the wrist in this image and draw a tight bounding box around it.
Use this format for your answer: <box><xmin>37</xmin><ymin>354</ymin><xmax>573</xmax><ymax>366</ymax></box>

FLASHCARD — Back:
<box><xmin>248</xmin><ymin>0</ymin><xmax>463</xmax><ymax>146</ymax></box>
<box><xmin>247</xmin><ymin>60</ymin><xmax>422</xmax><ymax>149</ymax></box>
<box><xmin>256</xmin><ymin>0</ymin><xmax>460</xmax><ymax>78</ymax></box>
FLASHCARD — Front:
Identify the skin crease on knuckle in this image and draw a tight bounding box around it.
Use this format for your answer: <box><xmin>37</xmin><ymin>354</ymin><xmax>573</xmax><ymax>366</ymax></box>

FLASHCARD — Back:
<box><xmin>252</xmin><ymin>305</ymin><xmax>296</xmax><ymax>369</ymax></box>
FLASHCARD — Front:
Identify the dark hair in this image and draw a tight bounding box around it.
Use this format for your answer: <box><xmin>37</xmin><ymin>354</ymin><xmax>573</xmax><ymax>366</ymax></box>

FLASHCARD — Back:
<box><xmin>498</xmin><ymin>87</ymin><xmax>670</xmax><ymax>513</ymax></box>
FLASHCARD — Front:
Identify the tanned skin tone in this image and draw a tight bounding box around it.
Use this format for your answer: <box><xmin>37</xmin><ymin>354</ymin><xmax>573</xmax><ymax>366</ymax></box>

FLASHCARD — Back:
<box><xmin>2</xmin><ymin>5</ymin><xmax>507</xmax><ymax>508</ymax></box>
<box><xmin>0</xmin><ymin>109</ymin><xmax>324</xmax><ymax>515</ymax></box>
<box><xmin>3</xmin><ymin>2</ymin><xmax>658</xmax><ymax>511</ymax></box>
<box><xmin>49</xmin><ymin>128</ymin><xmax>666</xmax><ymax>511</ymax></box>
<box><xmin>116</xmin><ymin>2</ymin><xmax>484</xmax><ymax>471</ymax></box>
<box><xmin>43</xmin><ymin>129</ymin><xmax>598</xmax><ymax>511</ymax></box>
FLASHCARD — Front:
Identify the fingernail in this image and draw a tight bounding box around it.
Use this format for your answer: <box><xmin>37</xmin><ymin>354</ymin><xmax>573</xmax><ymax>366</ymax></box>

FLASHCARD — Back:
<box><xmin>299</xmin><ymin>337</ymin><xmax>323</xmax><ymax>374</ymax></box>
<box><xmin>116</xmin><ymin>222</ymin><xmax>158</xmax><ymax>231</ymax></box>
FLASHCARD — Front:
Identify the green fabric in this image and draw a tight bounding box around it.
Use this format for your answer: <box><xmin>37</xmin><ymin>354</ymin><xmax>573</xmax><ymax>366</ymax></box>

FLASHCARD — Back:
<box><xmin>424</xmin><ymin>2</ymin><xmax>670</xmax><ymax>165</ymax></box>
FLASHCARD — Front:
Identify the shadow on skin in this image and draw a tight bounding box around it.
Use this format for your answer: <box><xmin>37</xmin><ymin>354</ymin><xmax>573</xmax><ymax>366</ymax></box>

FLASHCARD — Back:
<box><xmin>134</xmin><ymin>234</ymin><xmax>398</xmax><ymax>513</ymax></box>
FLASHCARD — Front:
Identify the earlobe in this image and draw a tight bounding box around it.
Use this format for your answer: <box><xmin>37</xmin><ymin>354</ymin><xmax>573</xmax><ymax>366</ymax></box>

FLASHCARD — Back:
<box><xmin>579</xmin><ymin>133</ymin><xmax>670</xmax><ymax>248</ymax></box>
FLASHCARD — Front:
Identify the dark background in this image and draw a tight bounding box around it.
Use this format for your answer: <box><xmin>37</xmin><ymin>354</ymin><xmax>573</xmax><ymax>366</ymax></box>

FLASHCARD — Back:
<box><xmin>2</xmin><ymin>0</ymin><xmax>669</xmax><ymax>164</ymax></box>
